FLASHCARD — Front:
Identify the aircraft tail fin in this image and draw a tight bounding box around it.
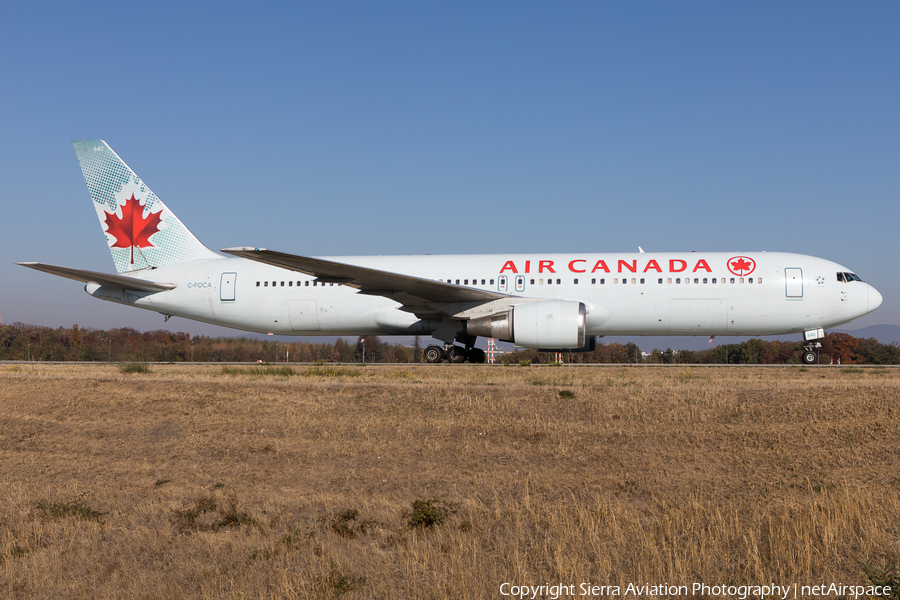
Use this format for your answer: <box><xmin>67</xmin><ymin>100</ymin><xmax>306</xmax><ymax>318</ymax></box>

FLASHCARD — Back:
<box><xmin>72</xmin><ymin>140</ymin><xmax>219</xmax><ymax>274</ymax></box>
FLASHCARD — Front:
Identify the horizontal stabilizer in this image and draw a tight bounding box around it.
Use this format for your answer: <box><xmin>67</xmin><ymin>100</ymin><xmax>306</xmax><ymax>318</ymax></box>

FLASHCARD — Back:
<box><xmin>17</xmin><ymin>262</ymin><xmax>176</xmax><ymax>292</ymax></box>
<box><xmin>221</xmin><ymin>247</ymin><xmax>505</xmax><ymax>305</ymax></box>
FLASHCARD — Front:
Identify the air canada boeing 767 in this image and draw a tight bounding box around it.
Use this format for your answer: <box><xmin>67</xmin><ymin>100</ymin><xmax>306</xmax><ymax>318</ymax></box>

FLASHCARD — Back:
<box><xmin>19</xmin><ymin>140</ymin><xmax>882</xmax><ymax>364</ymax></box>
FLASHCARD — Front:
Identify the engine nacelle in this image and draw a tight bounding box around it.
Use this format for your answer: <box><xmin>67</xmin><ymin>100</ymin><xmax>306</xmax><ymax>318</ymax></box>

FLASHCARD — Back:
<box><xmin>466</xmin><ymin>300</ymin><xmax>586</xmax><ymax>349</ymax></box>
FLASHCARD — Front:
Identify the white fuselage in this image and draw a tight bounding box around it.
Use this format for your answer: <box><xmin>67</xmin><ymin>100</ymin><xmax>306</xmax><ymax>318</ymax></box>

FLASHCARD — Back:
<box><xmin>86</xmin><ymin>251</ymin><xmax>882</xmax><ymax>339</ymax></box>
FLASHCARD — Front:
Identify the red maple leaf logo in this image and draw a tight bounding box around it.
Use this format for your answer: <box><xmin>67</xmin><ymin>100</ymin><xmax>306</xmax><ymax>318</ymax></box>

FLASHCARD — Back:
<box><xmin>104</xmin><ymin>194</ymin><xmax>163</xmax><ymax>264</ymax></box>
<box><xmin>727</xmin><ymin>256</ymin><xmax>756</xmax><ymax>276</ymax></box>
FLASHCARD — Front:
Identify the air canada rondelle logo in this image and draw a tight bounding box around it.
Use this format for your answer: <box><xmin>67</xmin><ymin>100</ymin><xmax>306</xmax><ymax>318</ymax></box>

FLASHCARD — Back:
<box><xmin>727</xmin><ymin>256</ymin><xmax>756</xmax><ymax>277</ymax></box>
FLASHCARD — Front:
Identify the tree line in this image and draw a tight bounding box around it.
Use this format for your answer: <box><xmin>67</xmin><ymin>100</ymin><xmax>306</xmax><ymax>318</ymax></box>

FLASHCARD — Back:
<box><xmin>0</xmin><ymin>323</ymin><xmax>897</xmax><ymax>364</ymax></box>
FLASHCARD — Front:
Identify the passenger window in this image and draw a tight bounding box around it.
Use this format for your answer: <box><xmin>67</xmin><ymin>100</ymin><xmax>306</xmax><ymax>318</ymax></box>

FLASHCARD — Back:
<box><xmin>676</xmin><ymin>278</ymin><xmax>681</xmax><ymax>284</ymax></box>
<box><xmin>712</xmin><ymin>278</ymin><xmax>716</xmax><ymax>284</ymax></box>
<box><xmin>556</xmin><ymin>279</ymin><xmax>561</xmax><ymax>284</ymax></box>
<box><xmin>281</xmin><ymin>281</ymin><xmax>284</xmax><ymax>286</ymax></box>
<box><xmin>455</xmin><ymin>279</ymin><xmax>460</xmax><ymax>284</ymax></box>
<box><xmin>615</xmin><ymin>278</ymin><xmax>620</xmax><ymax>284</ymax></box>
<box><xmin>548</xmin><ymin>279</ymin><xmax>553</xmax><ymax>285</ymax></box>
<box><xmin>574</xmin><ymin>278</ymin><xmax>579</xmax><ymax>284</ymax></box>
<box><xmin>256</xmin><ymin>281</ymin><xmax>260</xmax><ymax>287</ymax></box>
<box><xmin>748</xmin><ymin>278</ymin><xmax>753</xmax><ymax>284</ymax></box>
<box><xmin>297</xmin><ymin>281</ymin><xmax>301</xmax><ymax>286</ymax></box>
<box><xmin>640</xmin><ymin>278</ymin><xmax>645</xmax><ymax>284</ymax></box>
<box><xmin>667</xmin><ymin>278</ymin><xmax>672</xmax><ymax>284</ymax></box>
<box><xmin>464</xmin><ymin>279</ymin><xmax>468</xmax><ymax>285</ymax></box>
<box><xmin>739</xmin><ymin>278</ymin><xmax>744</xmax><ymax>284</ymax></box>
<box><xmin>264</xmin><ymin>281</ymin><xmax>268</xmax><ymax>287</ymax></box>
<box><xmin>702</xmin><ymin>278</ymin><xmax>708</xmax><ymax>284</ymax></box>
<box><xmin>591</xmin><ymin>278</ymin><xmax>596</xmax><ymax>284</ymax></box>
<box><xmin>481</xmin><ymin>279</ymin><xmax>485</xmax><ymax>285</ymax></box>
<box><xmin>530</xmin><ymin>279</ymin><xmax>535</xmax><ymax>284</ymax></box>
<box><xmin>730</xmin><ymin>278</ymin><xmax>735</xmax><ymax>284</ymax></box>
<box><xmin>305</xmin><ymin>281</ymin><xmax>309</xmax><ymax>286</ymax></box>
<box><xmin>600</xmin><ymin>279</ymin><xmax>605</xmax><ymax>284</ymax></box>
<box><xmin>693</xmin><ymin>278</ymin><xmax>698</xmax><ymax>284</ymax></box>
<box><xmin>758</xmin><ymin>278</ymin><xmax>762</xmax><ymax>283</ymax></box>
<box><xmin>490</xmin><ymin>279</ymin><xmax>494</xmax><ymax>285</ymax></box>
<box><xmin>539</xmin><ymin>279</ymin><xmax>544</xmax><ymax>285</ymax></box>
<box><xmin>632</xmin><ymin>278</ymin><xmax>637</xmax><ymax>284</ymax></box>
<box><xmin>658</xmin><ymin>278</ymin><xmax>663</xmax><ymax>284</ymax></box>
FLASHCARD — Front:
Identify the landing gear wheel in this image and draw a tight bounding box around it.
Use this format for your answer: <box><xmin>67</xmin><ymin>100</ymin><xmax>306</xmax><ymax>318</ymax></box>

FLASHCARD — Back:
<box><xmin>424</xmin><ymin>345</ymin><xmax>445</xmax><ymax>363</ymax></box>
<box><xmin>447</xmin><ymin>346</ymin><xmax>467</xmax><ymax>363</ymax></box>
<box><xmin>467</xmin><ymin>348</ymin><xmax>486</xmax><ymax>364</ymax></box>
<box><xmin>802</xmin><ymin>350</ymin><xmax>818</xmax><ymax>365</ymax></box>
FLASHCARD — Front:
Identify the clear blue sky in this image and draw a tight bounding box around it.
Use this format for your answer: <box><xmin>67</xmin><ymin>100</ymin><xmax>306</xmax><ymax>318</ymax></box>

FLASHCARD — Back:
<box><xmin>2</xmin><ymin>1</ymin><xmax>898</xmax><ymax>337</ymax></box>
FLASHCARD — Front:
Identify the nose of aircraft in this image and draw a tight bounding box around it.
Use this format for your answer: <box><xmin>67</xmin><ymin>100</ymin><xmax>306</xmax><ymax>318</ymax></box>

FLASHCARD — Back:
<box><xmin>869</xmin><ymin>285</ymin><xmax>883</xmax><ymax>312</ymax></box>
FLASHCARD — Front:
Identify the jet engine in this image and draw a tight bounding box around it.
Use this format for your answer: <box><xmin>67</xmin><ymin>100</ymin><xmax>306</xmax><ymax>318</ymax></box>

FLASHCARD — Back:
<box><xmin>466</xmin><ymin>300</ymin><xmax>586</xmax><ymax>349</ymax></box>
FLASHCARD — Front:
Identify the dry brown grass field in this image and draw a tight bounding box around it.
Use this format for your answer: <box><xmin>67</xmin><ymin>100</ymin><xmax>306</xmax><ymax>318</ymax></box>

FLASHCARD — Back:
<box><xmin>1</xmin><ymin>363</ymin><xmax>898</xmax><ymax>599</ymax></box>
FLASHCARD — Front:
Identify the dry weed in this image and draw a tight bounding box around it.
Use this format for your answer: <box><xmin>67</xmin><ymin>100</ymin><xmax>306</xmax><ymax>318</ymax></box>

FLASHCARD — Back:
<box><xmin>0</xmin><ymin>364</ymin><xmax>897</xmax><ymax>598</ymax></box>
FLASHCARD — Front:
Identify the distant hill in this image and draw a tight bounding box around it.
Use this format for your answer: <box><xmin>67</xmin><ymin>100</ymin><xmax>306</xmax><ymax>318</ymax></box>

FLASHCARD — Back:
<box><xmin>596</xmin><ymin>324</ymin><xmax>900</xmax><ymax>353</ymax></box>
<box><xmin>835</xmin><ymin>324</ymin><xmax>900</xmax><ymax>345</ymax></box>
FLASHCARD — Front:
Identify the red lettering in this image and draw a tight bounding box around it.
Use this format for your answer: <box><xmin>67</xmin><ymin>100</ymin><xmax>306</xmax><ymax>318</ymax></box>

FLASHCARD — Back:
<box><xmin>539</xmin><ymin>260</ymin><xmax>556</xmax><ymax>274</ymax></box>
<box><xmin>500</xmin><ymin>261</ymin><xmax>518</xmax><ymax>274</ymax></box>
<box><xmin>693</xmin><ymin>259</ymin><xmax>712</xmax><ymax>273</ymax></box>
<box><xmin>525</xmin><ymin>260</ymin><xmax>531</xmax><ymax>274</ymax></box>
<box><xmin>618</xmin><ymin>259</ymin><xmax>637</xmax><ymax>273</ymax></box>
<box><xmin>669</xmin><ymin>259</ymin><xmax>687</xmax><ymax>273</ymax></box>
<box><xmin>590</xmin><ymin>260</ymin><xmax>610</xmax><ymax>273</ymax></box>
<box><xmin>568</xmin><ymin>259</ymin><xmax>586</xmax><ymax>273</ymax></box>
<box><xmin>643</xmin><ymin>259</ymin><xmax>662</xmax><ymax>273</ymax></box>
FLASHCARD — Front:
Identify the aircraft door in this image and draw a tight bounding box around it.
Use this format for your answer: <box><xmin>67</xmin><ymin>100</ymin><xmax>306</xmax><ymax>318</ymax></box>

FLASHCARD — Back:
<box><xmin>220</xmin><ymin>272</ymin><xmax>236</xmax><ymax>301</ymax></box>
<box><xmin>785</xmin><ymin>268</ymin><xmax>803</xmax><ymax>298</ymax></box>
<box><xmin>515</xmin><ymin>275</ymin><xmax>525</xmax><ymax>292</ymax></box>
<box><xmin>498</xmin><ymin>276</ymin><xmax>509</xmax><ymax>292</ymax></box>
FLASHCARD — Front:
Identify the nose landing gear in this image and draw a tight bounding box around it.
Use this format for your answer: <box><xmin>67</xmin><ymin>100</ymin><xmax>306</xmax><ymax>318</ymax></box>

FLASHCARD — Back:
<box><xmin>801</xmin><ymin>341</ymin><xmax>822</xmax><ymax>365</ymax></box>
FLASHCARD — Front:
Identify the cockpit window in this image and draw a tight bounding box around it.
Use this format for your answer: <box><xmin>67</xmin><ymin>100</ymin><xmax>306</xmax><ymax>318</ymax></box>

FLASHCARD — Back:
<box><xmin>837</xmin><ymin>272</ymin><xmax>863</xmax><ymax>282</ymax></box>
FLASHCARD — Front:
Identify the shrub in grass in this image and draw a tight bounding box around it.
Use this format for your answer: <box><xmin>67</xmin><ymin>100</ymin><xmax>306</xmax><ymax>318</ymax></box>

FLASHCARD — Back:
<box><xmin>320</xmin><ymin>508</ymin><xmax>382</xmax><ymax>538</ymax></box>
<box><xmin>405</xmin><ymin>498</ymin><xmax>453</xmax><ymax>529</ymax></box>
<box><xmin>859</xmin><ymin>560</ymin><xmax>900</xmax><ymax>600</ymax></box>
<box><xmin>37</xmin><ymin>499</ymin><xmax>105</xmax><ymax>522</ymax></box>
<box><xmin>119</xmin><ymin>362</ymin><xmax>151</xmax><ymax>374</ymax></box>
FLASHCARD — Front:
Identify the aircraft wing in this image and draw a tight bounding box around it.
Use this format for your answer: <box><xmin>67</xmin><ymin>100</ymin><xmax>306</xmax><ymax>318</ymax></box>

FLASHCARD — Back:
<box><xmin>221</xmin><ymin>247</ymin><xmax>507</xmax><ymax>306</ymax></box>
<box><xmin>17</xmin><ymin>262</ymin><xmax>176</xmax><ymax>292</ymax></box>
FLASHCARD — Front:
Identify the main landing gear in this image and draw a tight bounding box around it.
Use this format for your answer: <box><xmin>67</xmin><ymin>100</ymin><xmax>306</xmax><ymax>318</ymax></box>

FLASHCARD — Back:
<box><xmin>424</xmin><ymin>344</ymin><xmax>486</xmax><ymax>364</ymax></box>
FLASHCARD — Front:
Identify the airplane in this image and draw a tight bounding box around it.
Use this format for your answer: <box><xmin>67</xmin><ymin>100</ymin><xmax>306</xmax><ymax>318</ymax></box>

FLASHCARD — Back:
<box><xmin>18</xmin><ymin>140</ymin><xmax>882</xmax><ymax>365</ymax></box>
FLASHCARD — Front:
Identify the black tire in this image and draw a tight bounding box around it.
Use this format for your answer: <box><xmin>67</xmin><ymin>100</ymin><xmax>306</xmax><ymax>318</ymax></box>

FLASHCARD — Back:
<box><xmin>447</xmin><ymin>346</ymin><xmax>467</xmax><ymax>363</ymax></box>
<box><xmin>802</xmin><ymin>350</ymin><xmax>818</xmax><ymax>365</ymax></box>
<box><xmin>424</xmin><ymin>345</ymin><xmax>444</xmax><ymax>363</ymax></box>
<box><xmin>468</xmin><ymin>348</ymin><xmax>486</xmax><ymax>364</ymax></box>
